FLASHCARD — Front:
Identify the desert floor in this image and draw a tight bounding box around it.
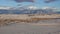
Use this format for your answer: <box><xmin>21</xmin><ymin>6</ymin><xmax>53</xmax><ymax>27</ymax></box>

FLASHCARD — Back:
<box><xmin>0</xmin><ymin>14</ymin><xmax>60</xmax><ymax>34</ymax></box>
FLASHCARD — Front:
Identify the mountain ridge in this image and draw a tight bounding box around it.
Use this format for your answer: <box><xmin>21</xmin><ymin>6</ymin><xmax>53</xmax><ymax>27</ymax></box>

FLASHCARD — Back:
<box><xmin>0</xmin><ymin>6</ymin><xmax>60</xmax><ymax>14</ymax></box>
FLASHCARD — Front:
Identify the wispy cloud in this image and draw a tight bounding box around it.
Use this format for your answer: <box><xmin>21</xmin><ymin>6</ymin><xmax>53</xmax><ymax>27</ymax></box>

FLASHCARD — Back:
<box><xmin>13</xmin><ymin>0</ymin><xmax>35</xmax><ymax>3</ymax></box>
<box><xmin>44</xmin><ymin>0</ymin><xmax>57</xmax><ymax>3</ymax></box>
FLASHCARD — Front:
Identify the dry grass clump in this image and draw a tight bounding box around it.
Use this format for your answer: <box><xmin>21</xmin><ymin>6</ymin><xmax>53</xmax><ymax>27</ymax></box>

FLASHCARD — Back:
<box><xmin>0</xmin><ymin>18</ymin><xmax>56</xmax><ymax>26</ymax></box>
<box><xmin>0</xmin><ymin>19</ymin><xmax>11</xmax><ymax>26</ymax></box>
<box><xmin>30</xmin><ymin>18</ymin><xmax>54</xmax><ymax>21</ymax></box>
<box><xmin>9</xmin><ymin>19</ymin><xmax>33</xmax><ymax>22</ymax></box>
<box><xmin>0</xmin><ymin>19</ymin><xmax>32</xmax><ymax>26</ymax></box>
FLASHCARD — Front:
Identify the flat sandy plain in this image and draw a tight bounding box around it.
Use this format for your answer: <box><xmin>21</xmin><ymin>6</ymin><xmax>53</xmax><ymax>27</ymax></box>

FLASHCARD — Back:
<box><xmin>0</xmin><ymin>23</ymin><xmax>60</xmax><ymax>34</ymax></box>
<box><xmin>0</xmin><ymin>14</ymin><xmax>60</xmax><ymax>34</ymax></box>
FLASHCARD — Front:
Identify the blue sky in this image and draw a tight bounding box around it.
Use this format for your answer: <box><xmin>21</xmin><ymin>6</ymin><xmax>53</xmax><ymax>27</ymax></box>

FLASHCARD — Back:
<box><xmin>0</xmin><ymin>0</ymin><xmax>60</xmax><ymax>8</ymax></box>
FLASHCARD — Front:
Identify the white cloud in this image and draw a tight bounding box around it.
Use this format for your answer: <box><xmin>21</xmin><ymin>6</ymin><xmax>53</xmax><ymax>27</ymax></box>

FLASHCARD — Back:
<box><xmin>42</xmin><ymin>6</ymin><xmax>60</xmax><ymax>12</ymax></box>
<box><xmin>0</xmin><ymin>6</ymin><xmax>13</xmax><ymax>10</ymax></box>
<box><xmin>42</xmin><ymin>7</ymin><xmax>57</xmax><ymax>10</ymax></box>
<box><xmin>27</xmin><ymin>5</ymin><xmax>38</xmax><ymax>10</ymax></box>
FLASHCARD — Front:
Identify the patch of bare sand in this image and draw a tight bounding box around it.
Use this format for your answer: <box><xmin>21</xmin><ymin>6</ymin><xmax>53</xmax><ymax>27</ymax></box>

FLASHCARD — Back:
<box><xmin>28</xmin><ymin>23</ymin><xmax>60</xmax><ymax>26</ymax></box>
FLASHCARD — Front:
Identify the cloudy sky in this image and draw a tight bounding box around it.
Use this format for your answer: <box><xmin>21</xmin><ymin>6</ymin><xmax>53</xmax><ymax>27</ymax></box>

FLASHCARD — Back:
<box><xmin>0</xmin><ymin>0</ymin><xmax>60</xmax><ymax>9</ymax></box>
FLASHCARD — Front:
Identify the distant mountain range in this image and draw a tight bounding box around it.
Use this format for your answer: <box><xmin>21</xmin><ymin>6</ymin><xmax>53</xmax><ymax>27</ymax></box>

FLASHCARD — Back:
<box><xmin>0</xmin><ymin>6</ymin><xmax>60</xmax><ymax>14</ymax></box>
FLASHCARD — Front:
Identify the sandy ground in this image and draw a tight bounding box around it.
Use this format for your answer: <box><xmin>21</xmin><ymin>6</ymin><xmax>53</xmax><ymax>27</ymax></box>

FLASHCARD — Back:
<box><xmin>0</xmin><ymin>14</ymin><xmax>60</xmax><ymax>34</ymax></box>
<box><xmin>0</xmin><ymin>23</ymin><xmax>60</xmax><ymax>34</ymax></box>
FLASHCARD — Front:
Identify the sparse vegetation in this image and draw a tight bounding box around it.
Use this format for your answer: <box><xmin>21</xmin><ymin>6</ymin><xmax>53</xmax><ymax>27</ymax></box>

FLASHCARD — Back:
<box><xmin>0</xmin><ymin>14</ymin><xmax>60</xmax><ymax>26</ymax></box>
